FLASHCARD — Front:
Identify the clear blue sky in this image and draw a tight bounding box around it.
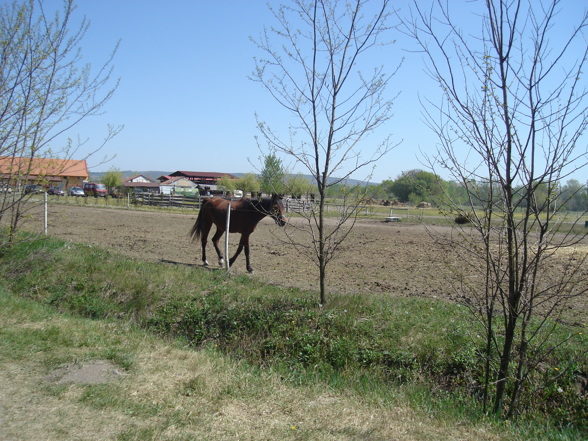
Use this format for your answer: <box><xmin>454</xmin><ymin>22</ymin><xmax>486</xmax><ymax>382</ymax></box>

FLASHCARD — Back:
<box><xmin>46</xmin><ymin>0</ymin><xmax>587</xmax><ymax>184</ymax></box>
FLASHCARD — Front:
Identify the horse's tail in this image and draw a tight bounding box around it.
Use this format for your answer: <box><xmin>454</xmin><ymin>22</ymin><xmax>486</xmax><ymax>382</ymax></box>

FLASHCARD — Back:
<box><xmin>190</xmin><ymin>203</ymin><xmax>206</xmax><ymax>242</ymax></box>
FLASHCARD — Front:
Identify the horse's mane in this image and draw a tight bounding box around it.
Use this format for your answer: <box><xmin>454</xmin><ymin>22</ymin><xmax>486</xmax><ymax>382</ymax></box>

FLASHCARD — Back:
<box><xmin>241</xmin><ymin>197</ymin><xmax>273</xmax><ymax>214</ymax></box>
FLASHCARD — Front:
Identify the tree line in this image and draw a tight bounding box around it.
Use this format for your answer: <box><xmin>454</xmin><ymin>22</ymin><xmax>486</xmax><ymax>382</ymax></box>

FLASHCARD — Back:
<box><xmin>376</xmin><ymin>169</ymin><xmax>588</xmax><ymax>212</ymax></box>
<box><xmin>98</xmin><ymin>164</ymin><xmax>588</xmax><ymax>215</ymax></box>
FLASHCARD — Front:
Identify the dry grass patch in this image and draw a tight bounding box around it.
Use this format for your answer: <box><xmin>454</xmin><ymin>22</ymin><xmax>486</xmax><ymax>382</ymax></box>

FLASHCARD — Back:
<box><xmin>551</xmin><ymin>244</ymin><xmax>588</xmax><ymax>257</ymax></box>
<box><xmin>0</xmin><ymin>290</ymin><xmax>509</xmax><ymax>441</ymax></box>
<box><xmin>1</xmin><ymin>360</ymin><xmax>135</xmax><ymax>441</ymax></box>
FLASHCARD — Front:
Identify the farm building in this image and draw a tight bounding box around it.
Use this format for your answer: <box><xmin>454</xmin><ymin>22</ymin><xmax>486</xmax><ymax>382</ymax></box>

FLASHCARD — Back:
<box><xmin>0</xmin><ymin>156</ymin><xmax>89</xmax><ymax>189</ymax></box>
<box><xmin>158</xmin><ymin>176</ymin><xmax>197</xmax><ymax>195</ymax></box>
<box><xmin>168</xmin><ymin>171</ymin><xmax>236</xmax><ymax>186</ymax></box>
<box><xmin>123</xmin><ymin>174</ymin><xmax>160</xmax><ymax>193</ymax></box>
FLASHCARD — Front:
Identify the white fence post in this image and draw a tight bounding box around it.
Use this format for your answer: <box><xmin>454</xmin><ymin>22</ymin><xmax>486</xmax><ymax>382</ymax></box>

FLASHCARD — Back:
<box><xmin>225</xmin><ymin>202</ymin><xmax>231</xmax><ymax>271</ymax></box>
<box><xmin>44</xmin><ymin>192</ymin><xmax>48</xmax><ymax>235</ymax></box>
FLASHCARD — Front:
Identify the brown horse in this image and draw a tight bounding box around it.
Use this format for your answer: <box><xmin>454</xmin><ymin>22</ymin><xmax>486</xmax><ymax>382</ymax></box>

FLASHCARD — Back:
<box><xmin>190</xmin><ymin>194</ymin><xmax>286</xmax><ymax>273</ymax></box>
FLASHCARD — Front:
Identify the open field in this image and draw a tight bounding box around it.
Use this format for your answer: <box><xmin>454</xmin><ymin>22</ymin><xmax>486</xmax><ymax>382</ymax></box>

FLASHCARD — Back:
<box><xmin>17</xmin><ymin>202</ymin><xmax>588</xmax><ymax>324</ymax></box>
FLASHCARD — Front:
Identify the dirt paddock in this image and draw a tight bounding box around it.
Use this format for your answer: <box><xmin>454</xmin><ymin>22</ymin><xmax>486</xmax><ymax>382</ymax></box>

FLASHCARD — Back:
<box><xmin>17</xmin><ymin>202</ymin><xmax>588</xmax><ymax>323</ymax></box>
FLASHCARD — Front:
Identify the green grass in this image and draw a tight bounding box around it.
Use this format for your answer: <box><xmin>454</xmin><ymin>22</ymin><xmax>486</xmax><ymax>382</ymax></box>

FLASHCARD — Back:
<box><xmin>0</xmin><ymin>233</ymin><xmax>586</xmax><ymax>440</ymax></box>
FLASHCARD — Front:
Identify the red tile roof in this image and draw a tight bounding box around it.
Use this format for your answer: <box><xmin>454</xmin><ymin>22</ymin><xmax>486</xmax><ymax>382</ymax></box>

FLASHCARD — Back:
<box><xmin>0</xmin><ymin>156</ymin><xmax>89</xmax><ymax>179</ymax></box>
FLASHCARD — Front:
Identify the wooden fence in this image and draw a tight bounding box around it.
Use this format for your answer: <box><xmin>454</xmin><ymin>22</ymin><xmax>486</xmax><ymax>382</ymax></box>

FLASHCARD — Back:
<box><xmin>285</xmin><ymin>198</ymin><xmax>313</xmax><ymax>213</ymax></box>
<box><xmin>55</xmin><ymin>193</ymin><xmax>206</xmax><ymax>209</ymax></box>
<box><xmin>284</xmin><ymin>198</ymin><xmax>419</xmax><ymax>218</ymax></box>
<box><xmin>132</xmin><ymin>193</ymin><xmax>203</xmax><ymax>209</ymax></box>
<box><xmin>58</xmin><ymin>194</ymin><xmax>425</xmax><ymax>220</ymax></box>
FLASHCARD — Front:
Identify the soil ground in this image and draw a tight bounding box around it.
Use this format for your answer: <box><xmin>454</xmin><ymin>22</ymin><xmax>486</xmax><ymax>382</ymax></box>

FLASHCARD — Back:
<box><xmin>18</xmin><ymin>202</ymin><xmax>588</xmax><ymax>324</ymax></box>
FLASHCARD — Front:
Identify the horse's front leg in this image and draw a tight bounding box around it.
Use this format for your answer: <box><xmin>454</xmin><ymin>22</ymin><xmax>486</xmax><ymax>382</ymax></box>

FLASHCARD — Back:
<box><xmin>229</xmin><ymin>234</ymin><xmax>253</xmax><ymax>273</ymax></box>
<box><xmin>244</xmin><ymin>241</ymin><xmax>253</xmax><ymax>273</ymax></box>
<box><xmin>211</xmin><ymin>229</ymin><xmax>225</xmax><ymax>267</ymax></box>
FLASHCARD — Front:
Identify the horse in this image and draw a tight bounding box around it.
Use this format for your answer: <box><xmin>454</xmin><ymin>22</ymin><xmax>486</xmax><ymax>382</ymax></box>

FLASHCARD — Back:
<box><xmin>190</xmin><ymin>194</ymin><xmax>287</xmax><ymax>273</ymax></box>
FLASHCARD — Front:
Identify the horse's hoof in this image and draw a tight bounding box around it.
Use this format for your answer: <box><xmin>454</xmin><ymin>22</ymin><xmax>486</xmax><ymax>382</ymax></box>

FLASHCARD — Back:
<box><xmin>218</xmin><ymin>258</ymin><xmax>225</xmax><ymax>267</ymax></box>
<box><xmin>202</xmin><ymin>261</ymin><xmax>209</xmax><ymax>267</ymax></box>
<box><xmin>247</xmin><ymin>268</ymin><xmax>254</xmax><ymax>274</ymax></box>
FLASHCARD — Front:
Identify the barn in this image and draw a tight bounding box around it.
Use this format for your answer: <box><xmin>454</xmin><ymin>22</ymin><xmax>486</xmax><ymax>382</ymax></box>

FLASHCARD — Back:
<box><xmin>123</xmin><ymin>174</ymin><xmax>161</xmax><ymax>193</ymax></box>
<box><xmin>168</xmin><ymin>171</ymin><xmax>236</xmax><ymax>187</ymax></box>
<box><xmin>0</xmin><ymin>156</ymin><xmax>89</xmax><ymax>189</ymax></box>
<box><xmin>158</xmin><ymin>176</ymin><xmax>197</xmax><ymax>195</ymax></box>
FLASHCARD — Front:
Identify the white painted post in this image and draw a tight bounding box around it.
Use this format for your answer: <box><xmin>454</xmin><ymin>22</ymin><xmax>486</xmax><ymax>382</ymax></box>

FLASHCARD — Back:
<box><xmin>225</xmin><ymin>202</ymin><xmax>231</xmax><ymax>271</ymax></box>
<box><xmin>44</xmin><ymin>192</ymin><xmax>48</xmax><ymax>235</ymax></box>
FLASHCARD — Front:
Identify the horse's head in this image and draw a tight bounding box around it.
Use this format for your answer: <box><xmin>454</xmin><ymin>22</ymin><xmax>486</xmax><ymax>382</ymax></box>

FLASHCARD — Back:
<box><xmin>270</xmin><ymin>194</ymin><xmax>287</xmax><ymax>226</ymax></box>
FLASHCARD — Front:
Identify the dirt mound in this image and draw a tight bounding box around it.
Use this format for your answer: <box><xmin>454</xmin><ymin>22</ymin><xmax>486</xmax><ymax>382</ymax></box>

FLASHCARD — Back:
<box><xmin>45</xmin><ymin>360</ymin><xmax>126</xmax><ymax>385</ymax></box>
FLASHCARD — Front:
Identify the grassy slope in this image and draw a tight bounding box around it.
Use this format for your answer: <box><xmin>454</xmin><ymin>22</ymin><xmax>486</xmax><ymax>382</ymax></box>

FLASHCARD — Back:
<box><xmin>0</xmin><ymin>235</ymin><xmax>585</xmax><ymax>440</ymax></box>
<box><xmin>0</xmin><ymin>289</ymin><xmax>509</xmax><ymax>441</ymax></box>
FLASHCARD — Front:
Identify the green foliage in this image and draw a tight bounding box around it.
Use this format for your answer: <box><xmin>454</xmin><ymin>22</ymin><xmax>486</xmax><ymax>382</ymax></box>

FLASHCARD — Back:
<box><xmin>441</xmin><ymin>180</ymin><xmax>472</xmax><ymax>206</ymax></box>
<box><xmin>557</xmin><ymin>179</ymin><xmax>588</xmax><ymax>212</ymax></box>
<box><xmin>236</xmin><ymin>173</ymin><xmax>261</xmax><ymax>194</ymax></box>
<box><xmin>0</xmin><ymin>235</ymin><xmax>586</xmax><ymax>436</ymax></box>
<box><xmin>383</xmin><ymin>169</ymin><xmax>443</xmax><ymax>203</ymax></box>
<box><xmin>218</xmin><ymin>173</ymin><xmax>261</xmax><ymax>195</ymax></box>
<box><xmin>260</xmin><ymin>152</ymin><xmax>285</xmax><ymax>194</ymax></box>
<box><xmin>284</xmin><ymin>173</ymin><xmax>314</xmax><ymax>197</ymax></box>
<box><xmin>378</xmin><ymin>174</ymin><xmax>588</xmax><ymax>213</ymax></box>
<box><xmin>101</xmin><ymin>167</ymin><xmax>123</xmax><ymax>191</ymax></box>
<box><xmin>216</xmin><ymin>175</ymin><xmax>236</xmax><ymax>192</ymax></box>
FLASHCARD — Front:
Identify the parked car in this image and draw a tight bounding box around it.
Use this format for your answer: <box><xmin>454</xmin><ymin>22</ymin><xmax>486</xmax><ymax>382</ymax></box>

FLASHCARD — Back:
<box><xmin>24</xmin><ymin>184</ymin><xmax>45</xmax><ymax>194</ymax></box>
<box><xmin>47</xmin><ymin>186</ymin><xmax>65</xmax><ymax>196</ymax></box>
<box><xmin>82</xmin><ymin>182</ymin><xmax>107</xmax><ymax>197</ymax></box>
<box><xmin>68</xmin><ymin>186</ymin><xmax>85</xmax><ymax>197</ymax></box>
<box><xmin>1</xmin><ymin>184</ymin><xmax>12</xmax><ymax>193</ymax></box>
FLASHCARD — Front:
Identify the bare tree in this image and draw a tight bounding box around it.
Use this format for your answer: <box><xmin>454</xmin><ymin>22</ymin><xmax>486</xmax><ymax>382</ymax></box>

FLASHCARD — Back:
<box><xmin>0</xmin><ymin>0</ymin><xmax>120</xmax><ymax>251</ymax></box>
<box><xmin>405</xmin><ymin>0</ymin><xmax>588</xmax><ymax>418</ymax></box>
<box><xmin>251</xmin><ymin>0</ymin><xmax>400</xmax><ymax>305</ymax></box>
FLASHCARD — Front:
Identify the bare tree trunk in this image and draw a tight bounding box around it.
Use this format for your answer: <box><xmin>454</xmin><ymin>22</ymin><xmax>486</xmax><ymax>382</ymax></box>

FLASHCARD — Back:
<box><xmin>405</xmin><ymin>0</ymin><xmax>588</xmax><ymax>418</ymax></box>
<box><xmin>252</xmin><ymin>0</ymin><xmax>399</xmax><ymax>305</ymax></box>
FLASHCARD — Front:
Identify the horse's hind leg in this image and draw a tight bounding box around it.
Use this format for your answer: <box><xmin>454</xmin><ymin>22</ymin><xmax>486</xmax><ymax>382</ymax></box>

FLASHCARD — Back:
<box><xmin>211</xmin><ymin>229</ymin><xmax>225</xmax><ymax>267</ymax></box>
<box><xmin>200</xmin><ymin>224</ymin><xmax>211</xmax><ymax>266</ymax></box>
